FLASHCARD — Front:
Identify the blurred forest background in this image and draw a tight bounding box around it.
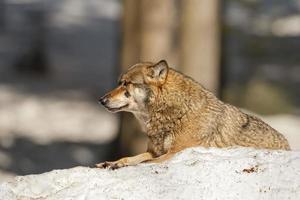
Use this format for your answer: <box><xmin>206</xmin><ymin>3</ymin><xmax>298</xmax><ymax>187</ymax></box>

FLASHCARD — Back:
<box><xmin>0</xmin><ymin>0</ymin><xmax>300</xmax><ymax>182</ymax></box>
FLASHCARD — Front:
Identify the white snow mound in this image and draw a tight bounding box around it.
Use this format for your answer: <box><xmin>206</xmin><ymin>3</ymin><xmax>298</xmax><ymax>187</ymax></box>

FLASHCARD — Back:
<box><xmin>1</xmin><ymin>147</ymin><xmax>300</xmax><ymax>200</ymax></box>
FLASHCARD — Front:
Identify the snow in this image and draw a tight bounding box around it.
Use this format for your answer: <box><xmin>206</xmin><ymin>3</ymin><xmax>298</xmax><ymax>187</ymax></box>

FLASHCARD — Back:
<box><xmin>1</xmin><ymin>147</ymin><xmax>300</xmax><ymax>200</ymax></box>
<box><xmin>0</xmin><ymin>86</ymin><xmax>118</xmax><ymax>144</ymax></box>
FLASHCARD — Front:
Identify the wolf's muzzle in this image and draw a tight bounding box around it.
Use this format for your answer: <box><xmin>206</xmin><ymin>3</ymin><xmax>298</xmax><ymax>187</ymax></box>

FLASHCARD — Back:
<box><xmin>99</xmin><ymin>96</ymin><xmax>109</xmax><ymax>105</ymax></box>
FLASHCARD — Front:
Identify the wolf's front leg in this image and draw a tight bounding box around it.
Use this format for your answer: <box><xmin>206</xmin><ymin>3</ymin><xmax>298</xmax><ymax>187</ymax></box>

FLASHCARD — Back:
<box><xmin>95</xmin><ymin>152</ymin><xmax>154</xmax><ymax>170</ymax></box>
<box><xmin>145</xmin><ymin>152</ymin><xmax>175</xmax><ymax>164</ymax></box>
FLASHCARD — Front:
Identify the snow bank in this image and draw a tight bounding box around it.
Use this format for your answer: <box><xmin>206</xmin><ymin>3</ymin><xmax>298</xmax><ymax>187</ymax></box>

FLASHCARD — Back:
<box><xmin>1</xmin><ymin>147</ymin><xmax>300</xmax><ymax>200</ymax></box>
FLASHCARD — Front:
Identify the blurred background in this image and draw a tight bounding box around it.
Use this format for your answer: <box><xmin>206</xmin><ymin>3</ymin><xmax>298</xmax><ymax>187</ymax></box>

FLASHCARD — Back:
<box><xmin>0</xmin><ymin>0</ymin><xmax>300</xmax><ymax>182</ymax></box>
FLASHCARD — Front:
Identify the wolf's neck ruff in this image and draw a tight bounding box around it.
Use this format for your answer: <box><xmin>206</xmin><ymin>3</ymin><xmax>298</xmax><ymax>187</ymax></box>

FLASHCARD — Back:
<box><xmin>142</xmin><ymin>69</ymin><xmax>221</xmax><ymax>156</ymax></box>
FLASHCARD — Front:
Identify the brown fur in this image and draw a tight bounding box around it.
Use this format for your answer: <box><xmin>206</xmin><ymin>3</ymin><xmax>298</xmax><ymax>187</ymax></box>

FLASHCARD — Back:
<box><xmin>96</xmin><ymin>60</ymin><xmax>290</xmax><ymax>169</ymax></box>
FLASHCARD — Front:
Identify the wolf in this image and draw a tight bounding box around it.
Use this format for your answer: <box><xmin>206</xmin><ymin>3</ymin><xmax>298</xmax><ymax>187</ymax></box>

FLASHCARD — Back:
<box><xmin>96</xmin><ymin>60</ymin><xmax>290</xmax><ymax>169</ymax></box>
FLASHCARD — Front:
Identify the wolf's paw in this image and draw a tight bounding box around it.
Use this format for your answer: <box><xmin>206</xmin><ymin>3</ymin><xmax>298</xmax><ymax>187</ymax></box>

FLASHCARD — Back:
<box><xmin>95</xmin><ymin>161</ymin><xmax>126</xmax><ymax>170</ymax></box>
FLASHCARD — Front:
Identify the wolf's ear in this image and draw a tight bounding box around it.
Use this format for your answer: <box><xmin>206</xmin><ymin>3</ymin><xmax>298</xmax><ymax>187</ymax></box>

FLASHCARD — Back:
<box><xmin>146</xmin><ymin>60</ymin><xmax>169</xmax><ymax>84</ymax></box>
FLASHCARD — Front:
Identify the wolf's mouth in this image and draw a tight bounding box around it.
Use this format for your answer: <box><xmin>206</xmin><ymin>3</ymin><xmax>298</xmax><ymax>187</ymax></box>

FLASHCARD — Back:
<box><xmin>106</xmin><ymin>104</ymin><xmax>129</xmax><ymax>112</ymax></box>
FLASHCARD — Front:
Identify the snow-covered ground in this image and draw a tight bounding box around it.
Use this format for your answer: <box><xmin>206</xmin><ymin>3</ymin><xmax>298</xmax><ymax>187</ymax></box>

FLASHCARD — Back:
<box><xmin>1</xmin><ymin>147</ymin><xmax>300</xmax><ymax>200</ymax></box>
<box><xmin>0</xmin><ymin>86</ymin><xmax>118</xmax><ymax>144</ymax></box>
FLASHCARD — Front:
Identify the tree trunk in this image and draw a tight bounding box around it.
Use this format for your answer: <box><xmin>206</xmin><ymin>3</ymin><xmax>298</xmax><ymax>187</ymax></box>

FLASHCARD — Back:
<box><xmin>0</xmin><ymin>0</ymin><xmax>5</xmax><ymax>31</ymax></box>
<box><xmin>139</xmin><ymin>0</ymin><xmax>176</xmax><ymax>64</ymax></box>
<box><xmin>180</xmin><ymin>0</ymin><xmax>220</xmax><ymax>94</ymax></box>
<box><xmin>120</xmin><ymin>0</ymin><xmax>141</xmax><ymax>68</ymax></box>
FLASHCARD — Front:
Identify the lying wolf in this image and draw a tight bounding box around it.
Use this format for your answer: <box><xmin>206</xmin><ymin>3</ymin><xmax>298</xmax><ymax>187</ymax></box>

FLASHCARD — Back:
<box><xmin>97</xmin><ymin>60</ymin><xmax>290</xmax><ymax>169</ymax></box>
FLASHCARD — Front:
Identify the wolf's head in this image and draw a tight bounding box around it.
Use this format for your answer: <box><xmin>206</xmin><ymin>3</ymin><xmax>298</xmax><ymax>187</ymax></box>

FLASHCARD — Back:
<box><xmin>99</xmin><ymin>60</ymin><xmax>169</xmax><ymax>114</ymax></box>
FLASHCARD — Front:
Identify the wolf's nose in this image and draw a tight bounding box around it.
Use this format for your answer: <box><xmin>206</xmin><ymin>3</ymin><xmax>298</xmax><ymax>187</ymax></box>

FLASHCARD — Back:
<box><xmin>99</xmin><ymin>96</ymin><xmax>109</xmax><ymax>105</ymax></box>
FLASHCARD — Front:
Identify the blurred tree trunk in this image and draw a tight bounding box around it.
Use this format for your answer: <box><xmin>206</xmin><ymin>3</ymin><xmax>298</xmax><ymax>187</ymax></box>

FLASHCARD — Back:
<box><xmin>0</xmin><ymin>0</ymin><xmax>5</xmax><ymax>31</ymax></box>
<box><xmin>120</xmin><ymin>0</ymin><xmax>177</xmax><ymax>156</ymax></box>
<box><xmin>120</xmin><ymin>0</ymin><xmax>141</xmax><ymax>67</ymax></box>
<box><xmin>180</xmin><ymin>0</ymin><xmax>220</xmax><ymax>94</ymax></box>
<box><xmin>121</xmin><ymin>0</ymin><xmax>177</xmax><ymax>67</ymax></box>
<box><xmin>139</xmin><ymin>0</ymin><xmax>176</xmax><ymax>64</ymax></box>
<box><xmin>15</xmin><ymin>10</ymin><xmax>48</xmax><ymax>75</ymax></box>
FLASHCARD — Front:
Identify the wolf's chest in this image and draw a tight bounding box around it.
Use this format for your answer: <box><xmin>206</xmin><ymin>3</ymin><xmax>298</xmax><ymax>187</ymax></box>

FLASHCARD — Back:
<box><xmin>148</xmin><ymin>133</ymin><xmax>173</xmax><ymax>156</ymax></box>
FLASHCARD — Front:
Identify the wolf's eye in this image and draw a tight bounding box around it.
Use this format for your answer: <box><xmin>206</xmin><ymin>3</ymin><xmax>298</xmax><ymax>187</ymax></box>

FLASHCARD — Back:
<box><xmin>124</xmin><ymin>90</ymin><xmax>131</xmax><ymax>98</ymax></box>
